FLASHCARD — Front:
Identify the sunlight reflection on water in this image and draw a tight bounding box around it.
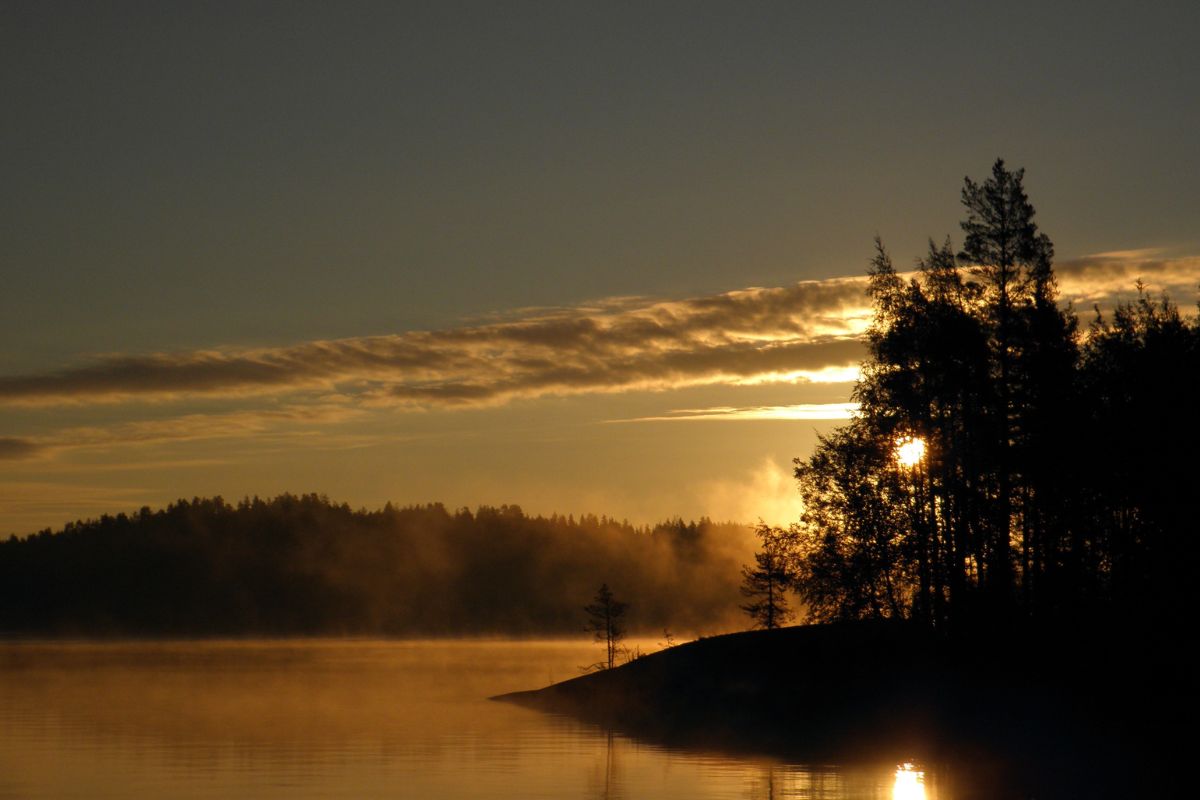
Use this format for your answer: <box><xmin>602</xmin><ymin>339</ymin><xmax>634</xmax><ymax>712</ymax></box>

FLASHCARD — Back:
<box><xmin>0</xmin><ymin>640</ymin><xmax>944</xmax><ymax>800</ymax></box>
<box><xmin>893</xmin><ymin>763</ymin><xmax>927</xmax><ymax>800</ymax></box>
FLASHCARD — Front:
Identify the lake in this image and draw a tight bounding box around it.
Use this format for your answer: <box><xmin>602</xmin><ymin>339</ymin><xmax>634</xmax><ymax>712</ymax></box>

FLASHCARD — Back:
<box><xmin>0</xmin><ymin>639</ymin><xmax>944</xmax><ymax>799</ymax></box>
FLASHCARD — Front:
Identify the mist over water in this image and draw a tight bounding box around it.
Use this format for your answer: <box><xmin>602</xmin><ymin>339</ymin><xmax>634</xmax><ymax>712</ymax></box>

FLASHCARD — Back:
<box><xmin>0</xmin><ymin>639</ymin><xmax>940</xmax><ymax>799</ymax></box>
<box><xmin>0</xmin><ymin>499</ymin><xmax>758</xmax><ymax>638</ymax></box>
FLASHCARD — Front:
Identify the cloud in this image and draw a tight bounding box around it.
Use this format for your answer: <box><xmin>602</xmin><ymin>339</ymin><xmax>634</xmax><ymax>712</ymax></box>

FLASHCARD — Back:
<box><xmin>0</xmin><ymin>437</ymin><xmax>45</xmax><ymax>460</ymax></box>
<box><xmin>609</xmin><ymin>402</ymin><xmax>860</xmax><ymax>423</ymax></box>
<box><xmin>1057</xmin><ymin>252</ymin><xmax>1200</xmax><ymax>306</ymax></box>
<box><xmin>0</xmin><ymin>404</ymin><xmax>367</xmax><ymax>463</ymax></box>
<box><xmin>55</xmin><ymin>404</ymin><xmax>365</xmax><ymax>448</ymax></box>
<box><xmin>0</xmin><ymin>251</ymin><xmax>1193</xmax><ymax>415</ymax></box>
<box><xmin>0</xmin><ymin>482</ymin><xmax>156</xmax><ymax>534</ymax></box>
<box><xmin>0</xmin><ymin>279</ymin><xmax>871</xmax><ymax>408</ymax></box>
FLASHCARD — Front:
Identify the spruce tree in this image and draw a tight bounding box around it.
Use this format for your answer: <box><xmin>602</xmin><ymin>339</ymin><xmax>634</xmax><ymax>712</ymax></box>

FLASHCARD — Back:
<box><xmin>584</xmin><ymin>583</ymin><xmax>628</xmax><ymax>669</ymax></box>
<box><xmin>740</xmin><ymin>524</ymin><xmax>795</xmax><ymax>629</ymax></box>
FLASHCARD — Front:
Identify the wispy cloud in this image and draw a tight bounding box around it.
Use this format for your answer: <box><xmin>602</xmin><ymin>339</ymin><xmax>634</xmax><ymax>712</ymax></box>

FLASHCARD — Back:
<box><xmin>0</xmin><ymin>482</ymin><xmax>156</xmax><ymax>533</ymax></box>
<box><xmin>610</xmin><ymin>402</ymin><xmax>860</xmax><ymax>423</ymax></box>
<box><xmin>1057</xmin><ymin>252</ymin><xmax>1200</xmax><ymax>306</ymax></box>
<box><xmin>0</xmin><ymin>404</ymin><xmax>367</xmax><ymax>461</ymax></box>
<box><xmin>0</xmin><ymin>252</ymin><xmax>1193</xmax><ymax>419</ymax></box>
<box><xmin>0</xmin><ymin>437</ymin><xmax>45</xmax><ymax>460</ymax></box>
<box><xmin>0</xmin><ymin>279</ymin><xmax>871</xmax><ymax>408</ymax></box>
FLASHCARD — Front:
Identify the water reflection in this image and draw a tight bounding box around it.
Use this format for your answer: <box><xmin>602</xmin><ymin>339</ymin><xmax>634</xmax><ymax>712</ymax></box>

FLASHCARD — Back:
<box><xmin>893</xmin><ymin>763</ymin><xmax>927</xmax><ymax>800</ymax></box>
<box><xmin>749</xmin><ymin>765</ymin><xmax>781</xmax><ymax>800</ymax></box>
<box><xmin>0</xmin><ymin>640</ymin><xmax>945</xmax><ymax>800</ymax></box>
<box><xmin>592</xmin><ymin>730</ymin><xmax>620</xmax><ymax>800</ymax></box>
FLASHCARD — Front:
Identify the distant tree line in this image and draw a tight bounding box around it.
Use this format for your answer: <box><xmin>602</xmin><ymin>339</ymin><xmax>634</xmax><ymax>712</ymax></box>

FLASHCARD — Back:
<box><xmin>0</xmin><ymin>496</ymin><xmax>755</xmax><ymax>636</ymax></box>
<box><xmin>779</xmin><ymin>160</ymin><xmax>1199</xmax><ymax>630</ymax></box>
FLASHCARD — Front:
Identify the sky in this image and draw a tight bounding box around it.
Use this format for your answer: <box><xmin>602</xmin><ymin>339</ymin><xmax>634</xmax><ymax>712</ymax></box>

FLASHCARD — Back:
<box><xmin>3</xmin><ymin>1</ymin><xmax>1198</xmax><ymax>535</ymax></box>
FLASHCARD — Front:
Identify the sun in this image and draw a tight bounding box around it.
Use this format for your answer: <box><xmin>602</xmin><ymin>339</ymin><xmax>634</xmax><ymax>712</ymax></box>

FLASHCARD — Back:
<box><xmin>895</xmin><ymin>436</ymin><xmax>926</xmax><ymax>468</ymax></box>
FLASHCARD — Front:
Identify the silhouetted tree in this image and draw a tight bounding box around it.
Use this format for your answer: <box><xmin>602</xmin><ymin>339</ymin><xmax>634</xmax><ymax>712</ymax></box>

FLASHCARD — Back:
<box><xmin>585</xmin><ymin>583</ymin><xmax>629</xmax><ymax>669</ymax></box>
<box><xmin>958</xmin><ymin>159</ymin><xmax>1074</xmax><ymax>616</ymax></box>
<box><xmin>740</xmin><ymin>523</ymin><xmax>795</xmax><ymax>629</ymax></box>
<box><xmin>793</xmin><ymin>420</ymin><xmax>913</xmax><ymax>621</ymax></box>
<box><xmin>1076</xmin><ymin>286</ymin><xmax>1200</xmax><ymax>621</ymax></box>
<box><xmin>787</xmin><ymin>159</ymin><xmax>1195</xmax><ymax>629</ymax></box>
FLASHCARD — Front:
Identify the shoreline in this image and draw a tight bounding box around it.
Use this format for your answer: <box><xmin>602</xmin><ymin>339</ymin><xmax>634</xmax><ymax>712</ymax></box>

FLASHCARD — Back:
<box><xmin>494</xmin><ymin>620</ymin><xmax>1181</xmax><ymax>795</ymax></box>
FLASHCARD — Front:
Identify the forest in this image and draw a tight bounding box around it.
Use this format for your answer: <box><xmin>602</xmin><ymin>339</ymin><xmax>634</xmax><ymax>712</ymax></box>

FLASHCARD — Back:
<box><xmin>0</xmin><ymin>496</ymin><xmax>755</xmax><ymax>636</ymax></box>
<box><xmin>779</xmin><ymin>160</ymin><xmax>1199</xmax><ymax>632</ymax></box>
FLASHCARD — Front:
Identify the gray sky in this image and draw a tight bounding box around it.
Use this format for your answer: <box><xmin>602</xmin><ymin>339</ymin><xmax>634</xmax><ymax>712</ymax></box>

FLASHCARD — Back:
<box><xmin>3</xmin><ymin>2</ymin><xmax>1198</xmax><ymax>533</ymax></box>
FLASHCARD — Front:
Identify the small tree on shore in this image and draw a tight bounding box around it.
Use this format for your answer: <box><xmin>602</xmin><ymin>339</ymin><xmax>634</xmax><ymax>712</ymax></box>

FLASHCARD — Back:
<box><xmin>585</xmin><ymin>583</ymin><xmax>629</xmax><ymax>669</ymax></box>
<box><xmin>740</xmin><ymin>523</ymin><xmax>795</xmax><ymax>629</ymax></box>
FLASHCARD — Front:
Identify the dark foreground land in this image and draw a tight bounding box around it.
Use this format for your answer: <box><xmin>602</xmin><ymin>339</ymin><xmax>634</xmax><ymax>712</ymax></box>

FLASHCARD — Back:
<box><xmin>495</xmin><ymin>621</ymin><xmax>1183</xmax><ymax>797</ymax></box>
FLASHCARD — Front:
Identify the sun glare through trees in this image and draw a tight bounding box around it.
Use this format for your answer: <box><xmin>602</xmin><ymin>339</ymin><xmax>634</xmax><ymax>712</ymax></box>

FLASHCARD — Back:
<box><xmin>894</xmin><ymin>436</ymin><xmax>926</xmax><ymax>469</ymax></box>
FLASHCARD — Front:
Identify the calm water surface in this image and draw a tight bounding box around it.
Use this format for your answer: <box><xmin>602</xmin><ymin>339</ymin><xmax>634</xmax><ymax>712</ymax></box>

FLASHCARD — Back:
<box><xmin>0</xmin><ymin>640</ymin><xmax>943</xmax><ymax>799</ymax></box>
